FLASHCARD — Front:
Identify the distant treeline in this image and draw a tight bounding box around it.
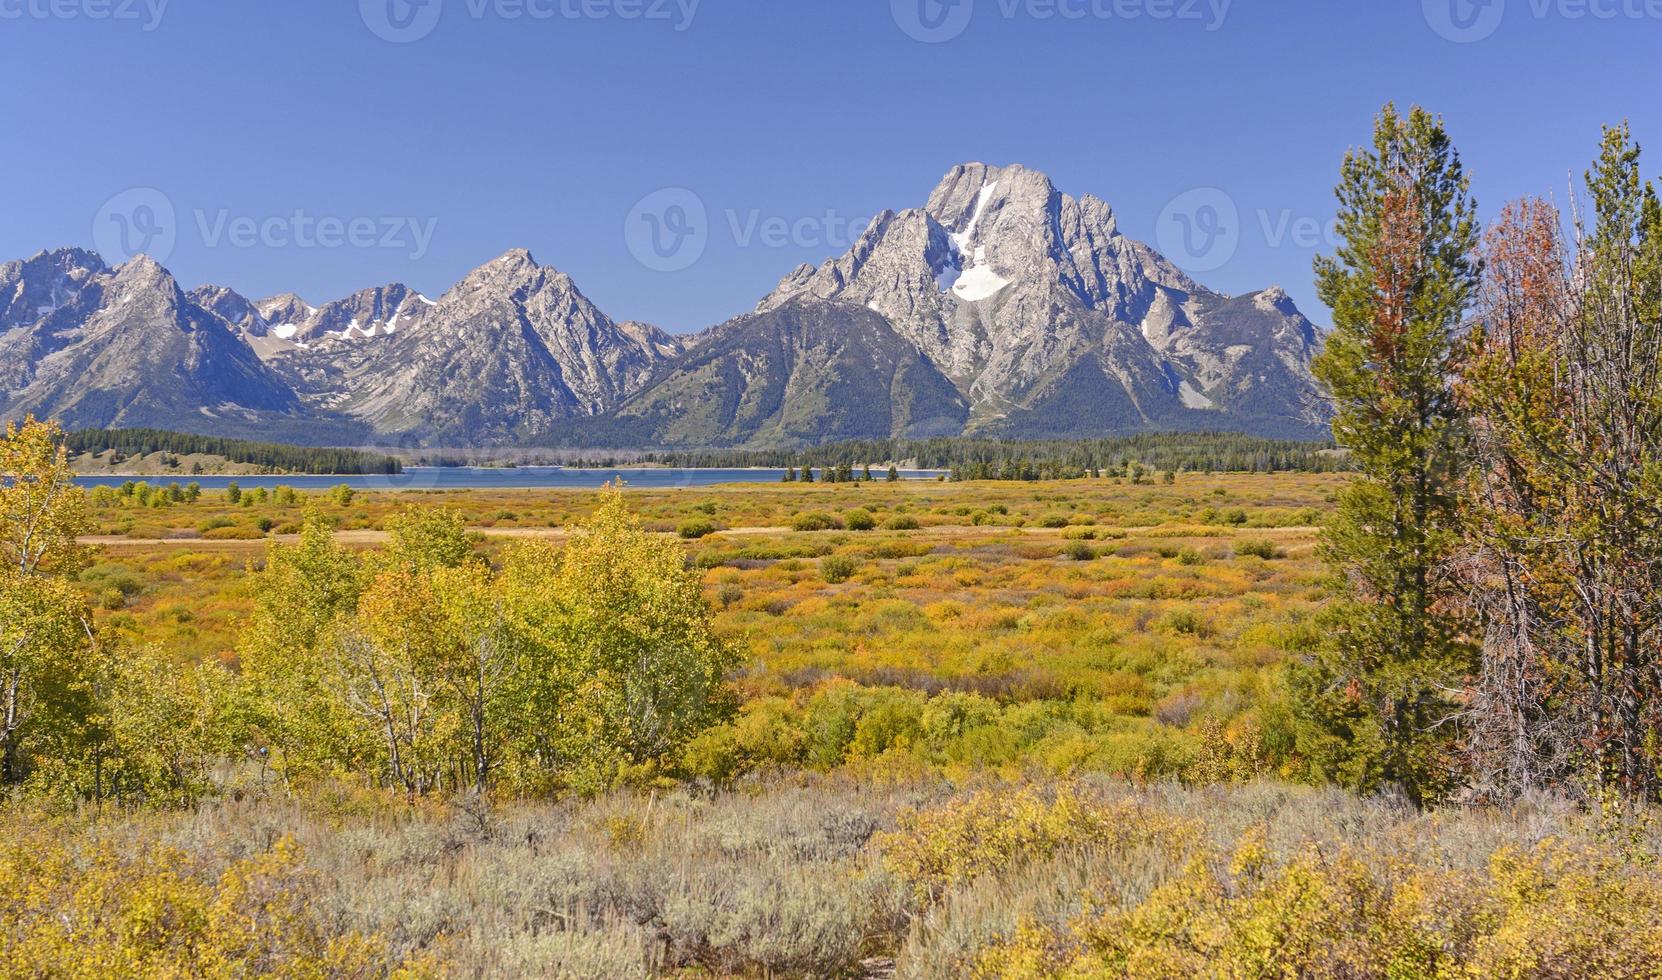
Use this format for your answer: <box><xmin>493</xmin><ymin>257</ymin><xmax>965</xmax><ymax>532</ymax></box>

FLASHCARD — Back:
<box><xmin>591</xmin><ymin>433</ymin><xmax>1347</xmax><ymax>480</ymax></box>
<box><xmin>64</xmin><ymin>429</ymin><xmax>403</xmax><ymax>475</ymax></box>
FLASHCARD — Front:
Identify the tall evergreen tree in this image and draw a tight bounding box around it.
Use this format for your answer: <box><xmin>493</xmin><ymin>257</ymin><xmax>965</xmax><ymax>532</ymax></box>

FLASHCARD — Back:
<box><xmin>1290</xmin><ymin>105</ymin><xmax>1482</xmax><ymax>805</ymax></box>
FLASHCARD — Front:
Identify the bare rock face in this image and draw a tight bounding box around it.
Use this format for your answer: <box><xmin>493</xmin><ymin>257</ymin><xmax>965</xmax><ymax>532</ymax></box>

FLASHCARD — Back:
<box><xmin>762</xmin><ymin>162</ymin><xmax>1324</xmax><ymax>437</ymax></box>
<box><xmin>250</xmin><ymin>285</ymin><xmax>432</xmax><ymax>346</ymax></box>
<box><xmin>600</xmin><ymin>298</ymin><xmax>969</xmax><ymax>448</ymax></box>
<box><xmin>319</xmin><ymin>249</ymin><xmax>683</xmax><ymax>444</ymax></box>
<box><xmin>0</xmin><ymin>247</ymin><xmax>685</xmax><ymax>445</ymax></box>
<box><xmin>189</xmin><ymin>284</ymin><xmax>269</xmax><ymax>335</ymax></box>
<box><xmin>0</xmin><ymin>248</ymin><xmax>106</xmax><ymax>333</ymax></box>
<box><xmin>0</xmin><ymin>255</ymin><xmax>301</xmax><ymax>433</ymax></box>
<box><xmin>0</xmin><ymin>248</ymin><xmax>109</xmax><ymax>390</ymax></box>
<box><xmin>0</xmin><ymin>163</ymin><xmax>1325</xmax><ymax>447</ymax></box>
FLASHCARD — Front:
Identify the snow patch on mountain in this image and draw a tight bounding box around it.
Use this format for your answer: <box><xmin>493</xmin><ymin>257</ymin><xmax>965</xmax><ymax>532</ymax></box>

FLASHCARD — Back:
<box><xmin>942</xmin><ymin>182</ymin><xmax>1011</xmax><ymax>300</ymax></box>
<box><xmin>950</xmin><ymin>181</ymin><xmax>998</xmax><ymax>254</ymax></box>
<box><xmin>952</xmin><ymin>248</ymin><xmax>1011</xmax><ymax>302</ymax></box>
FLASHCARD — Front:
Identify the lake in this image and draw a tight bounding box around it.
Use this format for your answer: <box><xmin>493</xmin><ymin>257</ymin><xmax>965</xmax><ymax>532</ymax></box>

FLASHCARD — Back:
<box><xmin>74</xmin><ymin>467</ymin><xmax>950</xmax><ymax>492</ymax></box>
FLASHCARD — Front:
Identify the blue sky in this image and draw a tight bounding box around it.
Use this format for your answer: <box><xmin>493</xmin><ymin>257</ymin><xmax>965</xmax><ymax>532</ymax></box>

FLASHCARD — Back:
<box><xmin>1</xmin><ymin>0</ymin><xmax>1657</xmax><ymax>332</ymax></box>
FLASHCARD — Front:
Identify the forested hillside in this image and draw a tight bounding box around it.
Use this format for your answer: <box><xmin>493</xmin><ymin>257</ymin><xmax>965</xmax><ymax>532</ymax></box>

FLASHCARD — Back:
<box><xmin>64</xmin><ymin>428</ymin><xmax>403</xmax><ymax>474</ymax></box>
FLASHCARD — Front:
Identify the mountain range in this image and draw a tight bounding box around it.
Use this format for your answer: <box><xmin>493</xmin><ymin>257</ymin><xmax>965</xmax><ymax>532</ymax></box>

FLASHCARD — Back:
<box><xmin>0</xmin><ymin>164</ymin><xmax>1326</xmax><ymax>448</ymax></box>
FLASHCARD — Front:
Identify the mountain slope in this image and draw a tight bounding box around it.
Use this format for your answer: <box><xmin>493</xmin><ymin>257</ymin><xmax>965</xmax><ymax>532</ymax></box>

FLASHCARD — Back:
<box><xmin>0</xmin><ymin>255</ymin><xmax>304</xmax><ymax>432</ymax></box>
<box><xmin>763</xmin><ymin>162</ymin><xmax>1324</xmax><ymax>437</ymax></box>
<box><xmin>599</xmin><ymin>299</ymin><xmax>968</xmax><ymax>448</ymax></box>
<box><xmin>326</xmin><ymin>249</ymin><xmax>682</xmax><ymax>444</ymax></box>
<box><xmin>2</xmin><ymin>164</ymin><xmax>1327</xmax><ymax>448</ymax></box>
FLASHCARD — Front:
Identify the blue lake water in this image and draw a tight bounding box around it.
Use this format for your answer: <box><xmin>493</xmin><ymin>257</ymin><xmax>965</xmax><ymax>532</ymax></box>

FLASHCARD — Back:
<box><xmin>74</xmin><ymin>467</ymin><xmax>949</xmax><ymax>492</ymax></box>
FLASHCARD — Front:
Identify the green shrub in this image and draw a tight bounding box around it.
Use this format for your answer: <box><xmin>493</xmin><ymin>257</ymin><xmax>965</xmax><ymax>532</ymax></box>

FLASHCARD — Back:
<box><xmin>792</xmin><ymin>512</ymin><xmax>843</xmax><ymax>532</ymax></box>
<box><xmin>884</xmin><ymin>515</ymin><xmax>920</xmax><ymax>531</ymax></box>
<box><xmin>821</xmin><ymin>555</ymin><xmax>861</xmax><ymax>584</ymax></box>
<box><xmin>844</xmin><ymin>509</ymin><xmax>877</xmax><ymax>532</ymax></box>
<box><xmin>679</xmin><ymin>518</ymin><xmax>718</xmax><ymax>539</ymax></box>
<box><xmin>1159</xmin><ymin>608</ymin><xmax>1213</xmax><ymax>637</ymax></box>
<box><xmin>849</xmin><ymin>699</ymin><xmax>925</xmax><ymax>758</ymax></box>
<box><xmin>1235</xmin><ymin>539</ymin><xmax>1284</xmax><ymax>560</ymax></box>
<box><xmin>1063</xmin><ymin>541</ymin><xmax>1096</xmax><ymax>561</ymax></box>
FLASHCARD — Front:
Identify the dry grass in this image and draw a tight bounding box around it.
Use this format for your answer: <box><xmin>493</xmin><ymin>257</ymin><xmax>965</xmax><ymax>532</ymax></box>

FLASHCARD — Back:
<box><xmin>6</xmin><ymin>777</ymin><xmax>1655</xmax><ymax>978</ymax></box>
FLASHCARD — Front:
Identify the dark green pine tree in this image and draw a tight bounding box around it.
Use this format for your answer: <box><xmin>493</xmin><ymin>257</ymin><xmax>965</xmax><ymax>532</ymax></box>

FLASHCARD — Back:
<box><xmin>886</xmin><ymin>465</ymin><xmax>899</xmax><ymax>483</ymax></box>
<box><xmin>1289</xmin><ymin>104</ymin><xmax>1481</xmax><ymax>806</ymax></box>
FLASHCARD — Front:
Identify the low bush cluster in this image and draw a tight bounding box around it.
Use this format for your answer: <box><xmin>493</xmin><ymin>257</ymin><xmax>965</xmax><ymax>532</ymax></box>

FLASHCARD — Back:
<box><xmin>6</xmin><ymin>778</ymin><xmax>1658</xmax><ymax>978</ymax></box>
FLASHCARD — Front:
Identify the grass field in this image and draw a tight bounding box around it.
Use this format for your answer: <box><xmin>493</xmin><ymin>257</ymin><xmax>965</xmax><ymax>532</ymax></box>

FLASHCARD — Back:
<box><xmin>13</xmin><ymin>775</ymin><xmax>1660</xmax><ymax>977</ymax></box>
<box><xmin>83</xmin><ymin>474</ymin><xmax>1336</xmax><ymax>778</ymax></box>
<box><xmin>12</xmin><ymin>475</ymin><xmax>1662</xmax><ymax>976</ymax></box>
<box><xmin>20</xmin><ymin>473</ymin><xmax>1662</xmax><ymax>977</ymax></box>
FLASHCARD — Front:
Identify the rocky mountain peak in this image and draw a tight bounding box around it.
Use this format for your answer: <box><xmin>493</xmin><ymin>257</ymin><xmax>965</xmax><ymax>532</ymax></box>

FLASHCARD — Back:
<box><xmin>189</xmin><ymin>285</ymin><xmax>268</xmax><ymax>335</ymax></box>
<box><xmin>0</xmin><ymin>248</ymin><xmax>106</xmax><ymax>331</ymax></box>
<box><xmin>112</xmin><ymin>253</ymin><xmax>170</xmax><ymax>285</ymax></box>
<box><xmin>1255</xmin><ymin>285</ymin><xmax>1297</xmax><ymax>315</ymax></box>
<box><xmin>484</xmin><ymin>247</ymin><xmax>540</xmax><ymax>279</ymax></box>
<box><xmin>758</xmin><ymin>161</ymin><xmax>1324</xmax><ymax>438</ymax></box>
<box><xmin>3</xmin><ymin>161</ymin><xmax>1329</xmax><ymax>446</ymax></box>
<box><xmin>99</xmin><ymin>255</ymin><xmax>191</xmax><ymax>324</ymax></box>
<box><xmin>442</xmin><ymin>247</ymin><xmax>557</xmax><ymax>306</ymax></box>
<box><xmin>256</xmin><ymin>292</ymin><xmax>314</xmax><ymax>322</ymax></box>
<box><xmin>319</xmin><ymin>249</ymin><xmax>683</xmax><ymax>443</ymax></box>
<box><xmin>17</xmin><ymin>247</ymin><xmax>106</xmax><ymax>281</ymax></box>
<box><xmin>0</xmin><ymin>249</ymin><xmax>301</xmax><ymax>433</ymax></box>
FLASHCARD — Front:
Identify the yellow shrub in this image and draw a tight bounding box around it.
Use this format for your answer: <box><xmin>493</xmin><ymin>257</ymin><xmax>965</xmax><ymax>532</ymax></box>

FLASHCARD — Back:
<box><xmin>877</xmin><ymin>784</ymin><xmax>1199</xmax><ymax>902</ymax></box>
<box><xmin>0</xmin><ymin>824</ymin><xmax>415</xmax><ymax>978</ymax></box>
<box><xmin>970</xmin><ymin>826</ymin><xmax>1662</xmax><ymax>980</ymax></box>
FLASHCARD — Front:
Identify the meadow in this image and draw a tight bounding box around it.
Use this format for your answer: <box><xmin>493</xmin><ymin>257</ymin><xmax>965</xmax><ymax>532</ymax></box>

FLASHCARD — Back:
<box><xmin>82</xmin><ymin>474</ymin><xmax>1333</xmax><ymax>779</ymax></box>
<box><xmin>20</xmin><ymin>473</ymin><xmax>1662</xmax><ymax>978</ymax></box>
